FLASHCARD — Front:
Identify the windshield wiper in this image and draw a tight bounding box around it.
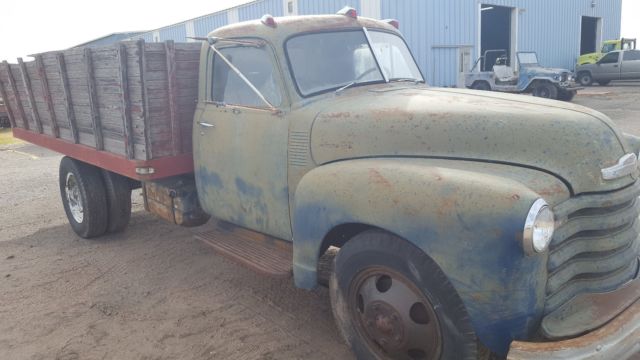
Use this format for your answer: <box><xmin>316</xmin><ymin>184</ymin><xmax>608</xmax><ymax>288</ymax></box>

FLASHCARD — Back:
<box><xmin>335</xmin><ymin>81</ymin><xmax>357</xmax><ymax>95</ymax></box>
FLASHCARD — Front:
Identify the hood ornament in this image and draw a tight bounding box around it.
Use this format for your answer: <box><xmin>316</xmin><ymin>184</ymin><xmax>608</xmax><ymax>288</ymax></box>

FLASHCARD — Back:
<box><xmin>601</xmin><ymin>153</ymin><xmax>638</xmax><ymax>180</ymax></box>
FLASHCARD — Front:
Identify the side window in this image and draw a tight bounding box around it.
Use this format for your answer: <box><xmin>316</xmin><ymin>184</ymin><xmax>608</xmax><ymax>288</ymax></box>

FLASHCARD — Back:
<box><xmin>209</xmin><ymin>45</ymin><xmax>282</xmax><ymax>107</ymax></box>
<box><xmin>623</xmin><ymin>51</ymin><xmax>640</xmax><ymax>61</ymax></box>
<box><xmin>600</xmin><ymin>52</ymin><xmax>620</xmax><ymax>64</ymax></box>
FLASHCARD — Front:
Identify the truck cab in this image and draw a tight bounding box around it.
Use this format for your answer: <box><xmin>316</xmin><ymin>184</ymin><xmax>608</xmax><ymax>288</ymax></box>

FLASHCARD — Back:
<box><xmin>191</xmin><ymin>12</ymin><xmax>640</xmax><ymax>360</ymax></box>
<box><xmin>2</xmin><ymin>9</ymin><xmax>638</xmax><ymax>360</ymax></box>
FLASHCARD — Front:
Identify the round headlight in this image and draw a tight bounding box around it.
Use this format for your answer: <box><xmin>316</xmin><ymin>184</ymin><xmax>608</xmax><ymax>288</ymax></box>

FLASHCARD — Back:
<box><xmin>523</xmin><ymin>199</ymin><xmax>555</xmax><ymax>255</ymax></box>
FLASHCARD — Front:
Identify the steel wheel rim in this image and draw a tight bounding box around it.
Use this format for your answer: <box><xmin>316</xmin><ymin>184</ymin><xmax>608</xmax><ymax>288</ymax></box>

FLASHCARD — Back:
<box><xmin>65</xmin><ymin>173</ymin><xmax>84</xmax><ymax>223</ymax></box>
<box><xmin>348</xmin><ymin>267</ymin><xmax>443</xmax><ymax>360</ymax></box>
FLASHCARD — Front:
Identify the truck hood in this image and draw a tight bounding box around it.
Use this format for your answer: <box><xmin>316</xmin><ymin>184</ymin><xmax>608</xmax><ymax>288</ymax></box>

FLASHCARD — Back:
<box><xmin>308</xmin><ymin>86</ymin><xmax>636</xmax><ymax>194</ymax></box>
<box><xmin>522</xmin><ymin>66</ymin><xmax>571</xmax><ymax>77</ymax></box>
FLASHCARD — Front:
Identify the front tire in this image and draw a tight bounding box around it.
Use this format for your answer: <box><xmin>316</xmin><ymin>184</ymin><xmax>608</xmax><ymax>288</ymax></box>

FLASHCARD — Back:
<box><xmin>59</xmin><ymin>157</ymin><xmax>108</xmax><ymax>238</ymax></box>
<box><xmin>557</xmin><ymin>90</ymin><xmax>576</xmax><ymax>102</ymax></box>
<box><xmin>578</xmin><ymin>72</ymin><xmax>593</xmax><ymax>86</ymax></box>
<box><xmin>471</xmin><ymin>81</ymin><xmax>491</xmax><ymax>91</ymax></box>
<box><xmin>532</xmin><ymin>82</ymin><xmax>559</xmax><ymax>99</ymax></box>
<box><xmin>330</xmin><ymin>231</ymin><xmax>478</xmax><ymax>360</ymax></box>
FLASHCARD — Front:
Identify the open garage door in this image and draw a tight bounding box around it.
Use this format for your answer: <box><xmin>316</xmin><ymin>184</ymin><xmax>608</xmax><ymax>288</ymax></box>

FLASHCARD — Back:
<box><xmin>581</xmin><ymin>16</ymin><xmax>602</xmax><ymax>55</ymax></box>
<box><xmin>480</xmin><ymin>4</ymin><xmax>516</xmax><ymax>70</ymax></box>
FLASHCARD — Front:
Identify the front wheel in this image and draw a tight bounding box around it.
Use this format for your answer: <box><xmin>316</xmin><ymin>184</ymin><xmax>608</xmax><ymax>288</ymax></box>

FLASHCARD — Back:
<box><xmin>578</xmin><ymin>72</ymin><xmax>593</xmax><ymax>86</ymax></box>
<box><xmin>532</xmin><ymin>82</ymin><xmax>559</xmax><ymax>99</ymax></box>
<box><xmin>330</xmin><ymin>231</ymin><xmax>478</xmax><ymax>360</ymax></box>
<box><xmin>471</xmin><ymin>81</ymin><xmax>491</xmax><ymax>91</ymax></box>
<box><xmin>557</xmin><ymin>90</ymin><xmax>576</xmax><ymax>102</ymax></box>
<box><xmin>59</xmin><ymin>157</ymin><xmax>109</xmax><ymax>238</ymax></box>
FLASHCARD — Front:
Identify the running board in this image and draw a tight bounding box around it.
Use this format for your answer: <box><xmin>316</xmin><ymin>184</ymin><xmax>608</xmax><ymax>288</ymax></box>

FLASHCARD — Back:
<box><xmin>193</xmin><ymin>221</ymin><xmax>293</xmax><ymax>278</ymax></box>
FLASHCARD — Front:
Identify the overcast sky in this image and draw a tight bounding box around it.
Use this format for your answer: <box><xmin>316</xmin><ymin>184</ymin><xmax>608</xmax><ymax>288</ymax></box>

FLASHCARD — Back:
<box><xmin>0</xmin><ymin>0</ymin><xmax>638</xmax><ymax>60</ymax></box>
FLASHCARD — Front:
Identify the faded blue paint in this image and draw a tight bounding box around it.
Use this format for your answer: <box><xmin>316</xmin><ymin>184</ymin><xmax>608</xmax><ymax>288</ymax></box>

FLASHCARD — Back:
<box><xmin>292</xmin><ymin>158</ymin><xmax>569</xmax><ymax>354</ymax></box>
<box><xmin>235</xmin><ymin>177</ymin><xmax>263</xmax><ymax>198</ymax></box>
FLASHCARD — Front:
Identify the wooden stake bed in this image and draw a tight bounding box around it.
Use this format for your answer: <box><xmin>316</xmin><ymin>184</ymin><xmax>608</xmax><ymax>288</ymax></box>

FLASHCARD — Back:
<box><xmin>0</xmin><ymin>40</ymin><xmax>201</xmax><ymax>181</ymax></box>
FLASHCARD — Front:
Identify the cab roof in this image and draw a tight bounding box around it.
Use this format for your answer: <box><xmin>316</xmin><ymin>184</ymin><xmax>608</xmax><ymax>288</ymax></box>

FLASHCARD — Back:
<box><xmin>208</xmin><ymin>14</ymin><xmax>400</xmax><ymax>43</ymax></box>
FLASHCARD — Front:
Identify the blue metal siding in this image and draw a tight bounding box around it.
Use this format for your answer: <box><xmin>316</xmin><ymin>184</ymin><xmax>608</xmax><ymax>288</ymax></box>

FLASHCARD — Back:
<box><xmin>159</xmin><ymin>24</ymin><xmax>187</xmax><ymax>42</ymax></box>
<box><xmin>194</xmin><ymin>13</ymin><xmax>228</xmax><ymax>36</ymax></box>
<box><xmin>381</xmin><ymin>0</ymin><xmax>475</xmax><ymax>86</ymax></box>
<box><xmin>238</xmin><ymin>0</ymin><xmax>283</xmax><ymax>21</ymax></box>
<box><xmin>139</xmin><ymin>33</ymin><xmax>154</xmax><ymax>43</ymax></box>
<box><xmin>298</xmin><ymin>0</ymin><xmax>360</xmax><ymax>15</ymax></box>
<box><xmin>126</xmin><ymin>0</ymin><xmax>622</xmax><ymax>86</ymax></box>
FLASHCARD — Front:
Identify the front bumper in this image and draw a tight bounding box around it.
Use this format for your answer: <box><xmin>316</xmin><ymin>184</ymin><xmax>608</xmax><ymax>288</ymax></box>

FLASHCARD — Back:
<box><xmin>507</xmin><ymin>297</ymin><xmax>640</xmax><ymax>360</ymax></box>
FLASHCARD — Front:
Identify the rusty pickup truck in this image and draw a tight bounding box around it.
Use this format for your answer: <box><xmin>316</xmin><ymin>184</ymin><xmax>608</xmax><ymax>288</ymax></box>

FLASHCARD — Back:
<box><xmin>1</xmin><ymin>8</ymin><xmax>638</xmax><ymax>360</ymax></box>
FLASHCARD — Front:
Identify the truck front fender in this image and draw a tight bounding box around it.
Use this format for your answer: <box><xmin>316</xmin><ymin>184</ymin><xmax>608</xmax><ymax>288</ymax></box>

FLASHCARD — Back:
<box><xmin>292</xmin><ymin>158</ymin><xmax>570</xmax><ymax>353</ymax></box>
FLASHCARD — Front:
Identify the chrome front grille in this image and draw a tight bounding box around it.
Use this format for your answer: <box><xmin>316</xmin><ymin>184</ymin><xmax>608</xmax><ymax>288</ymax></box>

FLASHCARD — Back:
<box><xmin>544</xmin><ymin>182</ymin><xmax>640</xmax><ymax>314</ymax></box>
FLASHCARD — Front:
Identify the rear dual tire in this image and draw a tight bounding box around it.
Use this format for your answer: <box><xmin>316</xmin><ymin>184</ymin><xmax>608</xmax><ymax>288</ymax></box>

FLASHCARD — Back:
<box><xmin>59</xmin><ymin>157</ymin><xmax>132</xmax><ymax>238</ymax></box>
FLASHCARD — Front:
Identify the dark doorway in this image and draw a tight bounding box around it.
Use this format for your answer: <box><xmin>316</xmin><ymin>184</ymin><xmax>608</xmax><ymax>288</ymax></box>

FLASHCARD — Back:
<box><xmin>481</xmin><ymin>4</ymin><xmax>513</xmax><ymax>70</ymax></box>
<box><xmin>581</xmin><ymin>16</ymin><xmax>599</xmax><ymax>55</ymax></box>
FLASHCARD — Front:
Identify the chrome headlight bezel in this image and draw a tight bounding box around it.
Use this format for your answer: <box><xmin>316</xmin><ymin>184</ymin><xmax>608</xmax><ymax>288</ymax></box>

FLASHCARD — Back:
<box><xmin>523</xmin><ymin>199</ymin><xmax>555</xmax><ymax>256</ymax></box>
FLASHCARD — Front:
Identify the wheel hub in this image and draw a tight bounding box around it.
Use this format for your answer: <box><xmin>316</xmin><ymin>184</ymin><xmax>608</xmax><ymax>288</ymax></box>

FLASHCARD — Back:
<box><xmin>65</xmin><ymin>173</ymin><xmax>84</xmax><ymax>223</ymax></box>
<box><xmin>364</xmin><ymin>301</ymin><xmax>405</xmax><ymax>349</ymax></box>
<box><xmin>349</xmin><ymin>268</ymin><xmax>442</xmax><ymax>360</ymax></box>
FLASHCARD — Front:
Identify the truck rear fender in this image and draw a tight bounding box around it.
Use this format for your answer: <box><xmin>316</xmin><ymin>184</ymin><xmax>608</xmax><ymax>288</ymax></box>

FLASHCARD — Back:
<box><xmin>292</xmin><ymin>158</ymin><xmax>568</xmax><ymax>353</ymax></box>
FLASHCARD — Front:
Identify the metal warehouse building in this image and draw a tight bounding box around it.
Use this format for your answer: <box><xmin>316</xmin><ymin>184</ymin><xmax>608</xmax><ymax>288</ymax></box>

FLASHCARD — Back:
<box><xmin>128</xmin><ymin>0</ymin><xmax>622</xmax><ymax>87</ymax></box>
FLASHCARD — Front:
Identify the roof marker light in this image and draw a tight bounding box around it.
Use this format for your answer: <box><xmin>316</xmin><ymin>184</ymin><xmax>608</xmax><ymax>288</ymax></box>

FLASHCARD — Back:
<box><xmin>261</xmin><ymin>14</ymin><xmax>277</xmax><ymax>27</ymax></box>
<box><xmin>383</xmin><ymin>19</ymin><xmax>400</xmax><ymax>29</ymax></box>
<box><xmin>337</xmin><ymin>6</ymin><xmax>358</xmax><ymax>19</ymax></box>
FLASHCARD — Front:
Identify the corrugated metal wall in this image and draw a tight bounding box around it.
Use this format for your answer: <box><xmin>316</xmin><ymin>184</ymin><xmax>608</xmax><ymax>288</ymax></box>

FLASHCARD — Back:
<box><xmin>194</xmin><ymin>13</ymin><xmax>228</xmax><ymax>37</ymax></box>
<box><xmin>129</xmin><ymin>0</ymin><xmax>622</xmax><ymax>86</ymax></box>
<box><xmin>297</xmin><ymin>0</ymin><xmax>360</xmax><ymax>15</ymax></box>
<box><xmin>239</xmin><ymin>0</ymin><xmax>283</xmax><ymax>21</ymax></box>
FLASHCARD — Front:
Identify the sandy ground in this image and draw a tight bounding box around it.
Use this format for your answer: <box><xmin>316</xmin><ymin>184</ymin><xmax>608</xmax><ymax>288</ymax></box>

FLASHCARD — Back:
<box><xmin>1</xmin><ymin>82</ymin><xmax>639</xmax><ymax>360</ymax></box>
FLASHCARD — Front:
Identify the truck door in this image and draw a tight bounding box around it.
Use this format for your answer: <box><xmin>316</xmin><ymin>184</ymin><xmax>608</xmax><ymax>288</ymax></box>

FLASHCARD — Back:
<box><xmin>621</xmin><ymin>50</ymin><xmax>640</xmax><ymax>80</ymax></box>
<box><xmin>594</xmin><ymin>52</ymin><xmax>621</xmax><ymax>81</ymax></box>
<box><xmin>194</xmin><ymin>42</ymin><xmax>291</xmax><ymax>240</ymax></box>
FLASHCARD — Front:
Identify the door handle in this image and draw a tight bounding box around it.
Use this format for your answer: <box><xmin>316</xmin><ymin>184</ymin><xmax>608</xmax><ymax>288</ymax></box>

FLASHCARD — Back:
<box><xmin>198</xmin><ymin>121</ymin><xmax>215</xmax><ymax>128</ymax></box>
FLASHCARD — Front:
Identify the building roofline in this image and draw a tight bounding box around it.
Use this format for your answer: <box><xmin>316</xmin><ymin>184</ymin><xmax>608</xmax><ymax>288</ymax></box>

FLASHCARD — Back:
<box><xmin>74</xmin><ymin>31</ymin><xmax>148</xmax><ymax>47</ymax></box>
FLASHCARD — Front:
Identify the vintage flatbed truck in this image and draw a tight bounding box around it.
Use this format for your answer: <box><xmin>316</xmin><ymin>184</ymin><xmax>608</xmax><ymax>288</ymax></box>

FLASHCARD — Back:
<box><xmin>1</xmin><ymin>9</ymin><xmax>639</xmax><ymax>360</ymax></box>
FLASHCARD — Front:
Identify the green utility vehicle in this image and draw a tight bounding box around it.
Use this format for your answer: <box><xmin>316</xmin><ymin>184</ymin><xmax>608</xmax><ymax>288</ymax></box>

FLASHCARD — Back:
<box><xmin>577</xmin><ymin>38</ymin><xmax>637</xmax><ymax>66</ymax></box>
<box><xmin>1</xmin><ymin>9</ymin><xmax>639</xmax><ymax>360</ymax></box>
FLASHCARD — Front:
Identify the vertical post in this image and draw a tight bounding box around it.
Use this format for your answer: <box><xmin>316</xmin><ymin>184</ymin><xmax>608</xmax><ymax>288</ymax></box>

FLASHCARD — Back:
<box><xmin>35</xmin><ymin>55</ymin><xmax>59</xmax><ymax>138</ymax></box>
<box><xmin>0</xmin><ymin>78</ymin><xmax>17</xmax><ymax>128</ymax></box>
<box><xmin>138</xmin><ymin>39</ymin><xmax>152</xmax><ymax>160</ymax></box>
<box><xmin>117</xmin><ymin>44</ymin><xmax>135</xmax><ymax>159</ymax></box>
<box><xmin>18</xmin><ymin>58</ymin><xmax>43</xmax><ymax>133</ymax></box>
<box><xmin>84</xmin><ymin>47</ymin><xmax>103</xmax><ymax>150</ymax></box>
<box><xmin>3</xmin><ymin>61</ymin><xmax>28</xmax><ymax>130</ymax></box>
<box><xmin>56</xmin><ymin>53</ymin><xmax>79</xmax><ymax>143</ymax></box>
<box><xmin>164</xmin><ymin>40</ymin><xmax>181</xmax><ymax>155</ymax></box>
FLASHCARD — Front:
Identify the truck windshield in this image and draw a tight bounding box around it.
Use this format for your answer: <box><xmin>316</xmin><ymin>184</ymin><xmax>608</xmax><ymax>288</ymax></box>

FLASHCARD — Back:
<box><xmin>602</xmin><ymin>43</ymin><xmax>617</xmax><ymax>53</ymax></box>
<box><xmin>286</xmin><ymin>29</ymin><xmax>423</xmax><ymax>97</ymax></box>
<box><xmin>517</xmin><ymin>52</ymin><xmax>539</xmax><ymax>66</ymax></box>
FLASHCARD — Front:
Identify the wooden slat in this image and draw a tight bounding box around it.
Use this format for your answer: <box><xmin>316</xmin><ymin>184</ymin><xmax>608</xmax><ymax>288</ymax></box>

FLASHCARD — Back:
<box><xmin>57</xmin><ymin>53</ymin><xmax>79</xmax><ymax>143</ymax></box>
<box><xmin>138</xmin><ymin>40</ymin><xmax>152</xmax><ymax>160</ymax></box>
<box><xmin>17</xmin><ymin>58</ymin><xmax>42</xmax><ymax>133</ymax></box>
<box><xmin>164</xmin><ymin>40</ymin><xmax>181</xmax><ymax>155</ymax></box>
<box><xmin>3</xmin><ymin>61</ymin><xmax>28</xmax><ymax>130</ymax></box>
<box><xmin>83</xmin><ymin>48</ymin><xmax>103</xmax><ymax>150</ymax></box>
<box><xmin>117</xmin><ymin>44</ymin><xmax>135</xmax><ymax>159</ymax></box>
<box><xmin>35</xmin><ymin>55</ymin><xmax>59</xmax><ymax>138</ymax></box>
<box><xmin>0</xmin><ymin>77</ymin><xmax>17</xmax><ymax>128</ymax></box>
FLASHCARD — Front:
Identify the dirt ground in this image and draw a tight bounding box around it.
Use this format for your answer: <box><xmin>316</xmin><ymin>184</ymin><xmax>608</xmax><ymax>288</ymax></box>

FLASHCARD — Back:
<box><xmin>1</xmin><ymin>82</ymin><xmax>639</xmax><ymax>360</ymax></box>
